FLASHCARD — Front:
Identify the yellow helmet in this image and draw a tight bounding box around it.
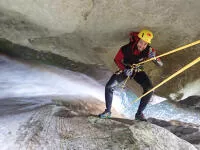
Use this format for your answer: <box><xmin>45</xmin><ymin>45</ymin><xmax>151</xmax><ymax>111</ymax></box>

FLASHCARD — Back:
<box><xmin>138</xmin><ymin>29</ymin><xmax>153</xmax><ymax>44</ymax></box>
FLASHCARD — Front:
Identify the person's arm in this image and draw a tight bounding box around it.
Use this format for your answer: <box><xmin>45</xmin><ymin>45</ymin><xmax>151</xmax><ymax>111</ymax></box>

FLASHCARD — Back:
<box><xmin>114</xmin><ymin>48</ymin><xmax>134</xmax><ymax>77</ymax></box>
<box><xmin>148</xmin><ymin>47</ymin><xmax>163</xmax><ymax>67</ymax></box>
<box><xmin>114</xmin><ymin>48</ymin><xmax>125</xmax><ymax>70</ymax></box>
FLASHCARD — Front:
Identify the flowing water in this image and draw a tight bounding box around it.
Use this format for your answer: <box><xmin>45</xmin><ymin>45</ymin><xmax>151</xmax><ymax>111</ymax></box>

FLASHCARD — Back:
<box><xmin>0</xmin><ymin>54</ymin><xmax>200</xmax><ymax>124</ymax></box>
<box><xmin>114</xmin><ymin>89</ymin><xmax>200</xmax><ymax>124</ymax></box>
<box><xmin>0</xmin><ymin>54</ymin><xmax>104</xmax><ymax>115</ymax></box>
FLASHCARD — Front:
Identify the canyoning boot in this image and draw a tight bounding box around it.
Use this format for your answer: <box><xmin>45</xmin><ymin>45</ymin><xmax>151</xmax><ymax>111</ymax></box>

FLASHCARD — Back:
<box><xmin>98</xmin><ymin>111</ymin><xmax>111</xmax><ymax>119</ymax></box>
<box><xmin>135</xmin><ymin>113</ymin><xmax>147</xmax><ymax>122</ymax></box>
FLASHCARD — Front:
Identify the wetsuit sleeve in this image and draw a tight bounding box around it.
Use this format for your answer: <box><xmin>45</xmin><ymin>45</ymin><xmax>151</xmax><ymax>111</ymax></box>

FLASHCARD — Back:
<box><xmin>148</xmin><ymin>47</ymin><xmax>163</xmax><ymax>67</ymax></box>
<box><xmin>114</xmin><ymin>48</ymin><xmax>125</xmax><ymax>70</ymax></box>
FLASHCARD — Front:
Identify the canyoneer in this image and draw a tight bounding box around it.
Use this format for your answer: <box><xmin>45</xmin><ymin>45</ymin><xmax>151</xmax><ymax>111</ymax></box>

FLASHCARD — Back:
<box><xmin>99</xmin><ymin>29</ymin><xmax>163</xmax><ymax>121</ymax></box>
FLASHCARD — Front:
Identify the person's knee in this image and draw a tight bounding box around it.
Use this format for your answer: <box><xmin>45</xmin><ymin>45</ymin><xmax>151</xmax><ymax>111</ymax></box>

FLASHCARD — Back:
<box><xmin>141</xmin><ymin>91</ymin><xmax>153</xmax><ymax>104</ymax></box>
<box><xmin>105</xmin><ymin>83</ymin><xmax>114</xmax><ymax>92</ymax></box>
<box><xmin>106</xmin><ymin>82</ymin><xmax>112</xmax><ymax>89</ymax></box>
<box><xmin>148</xmin><ymin>91</ymin><xmax>154</xmax><ymax>97</ymax></box>
<box><xmin>143</xmin><ymin>83</ymin><xmax>153</xmax><ymax>93</ymax></box>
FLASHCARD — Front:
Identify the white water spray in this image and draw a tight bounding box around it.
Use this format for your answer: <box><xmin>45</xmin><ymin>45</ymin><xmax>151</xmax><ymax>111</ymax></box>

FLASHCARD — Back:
<box><xmin>180</xmin><ymin>79</ymin><xmax>200</xmax><ymax>99</ymax></box>
<box><xmin>0</xmin><ymin>55</ymin><xmax>104</xmax><ymax>101</ymax></box>
<box><xmin>0</xmin><ymin>55</ymin><xmax>200</xmax><ymax>124</ymax></box>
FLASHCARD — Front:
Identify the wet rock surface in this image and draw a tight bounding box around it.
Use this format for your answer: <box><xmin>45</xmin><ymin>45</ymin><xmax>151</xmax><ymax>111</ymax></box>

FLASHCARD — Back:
<box><xmin>178</xmin><ymin>96</ymin><xmax>200</xmax><ymax>110</ymax></box>
<box><xmin>1</xmin><ymin>101</ymin><xmax>197</xmax><ymax>150</ymax></box>
<box><xmin>148</xmin><ymin>117</ymin><xmax>200</xmax><ymax>148</ymax></box>
<box><xmin>0</xmin><ymin>1</ymin><xmax>199</xmax><ymax>149</ymax></box>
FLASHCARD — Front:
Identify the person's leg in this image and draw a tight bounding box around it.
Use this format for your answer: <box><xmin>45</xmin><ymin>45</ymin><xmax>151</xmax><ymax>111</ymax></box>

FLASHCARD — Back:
<box><xmin>99</xmin><ymin>73</ymin><xmax>126</xmax><ymax>118</ymax></box>
<box><xmin>134</xmin><ymin>71</ymin><xmax>153</xmax><ymax>120</ymax></box>
<box><xmin>105</xmin><ymin>73</ymin><xmax>126</xmax><ymax>112</ymax></box>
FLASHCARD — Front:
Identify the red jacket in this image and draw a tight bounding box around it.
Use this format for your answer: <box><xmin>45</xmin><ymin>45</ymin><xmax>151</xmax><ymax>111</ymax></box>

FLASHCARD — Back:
<box><xmin>114</xmin><ymin>32</ymin><xmax>163</xmax><ymax>70</ymax></box>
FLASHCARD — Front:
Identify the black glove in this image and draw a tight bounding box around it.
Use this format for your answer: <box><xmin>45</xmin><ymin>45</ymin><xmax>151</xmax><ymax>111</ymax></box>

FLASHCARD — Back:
<box><xmin>124</xmin><ymin>68</ymin><xmax>133</xmax><ymax>77</ymax></box>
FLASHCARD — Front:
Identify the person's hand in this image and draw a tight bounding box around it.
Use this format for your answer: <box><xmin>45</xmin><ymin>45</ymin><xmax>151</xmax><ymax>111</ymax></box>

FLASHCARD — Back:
<box><xmin>148</xmin><ymin>50</ymin><xmax>156</xmax><ymax>58</ymax></box>
<box><xmin>124</xmin><ymin>69</ymin><xmax>133</xmax><ymax>77</ymax></box>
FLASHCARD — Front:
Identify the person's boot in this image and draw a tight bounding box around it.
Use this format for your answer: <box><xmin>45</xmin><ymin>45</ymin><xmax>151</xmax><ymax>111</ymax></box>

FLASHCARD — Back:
<box><xmin>98</xmin><ymin>111</ymin><xmax>111</xmax><ymax>119</ymax></box>
<box><xmin>135</xmin><ymin>113</ymin><xmax>147</xmax><ymax>121</ymax></box>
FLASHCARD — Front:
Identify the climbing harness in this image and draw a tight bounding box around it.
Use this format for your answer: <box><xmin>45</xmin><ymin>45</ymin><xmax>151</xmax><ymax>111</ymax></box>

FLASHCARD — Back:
<box><xmin>122</xmin><ymin>40</ymin><xmax>200</xmax><ymax>104</ymax></box>
<box><xmin>115</xmin><ymin>64</ymin><xmax>143</xmax><ymax>89</ymax></box>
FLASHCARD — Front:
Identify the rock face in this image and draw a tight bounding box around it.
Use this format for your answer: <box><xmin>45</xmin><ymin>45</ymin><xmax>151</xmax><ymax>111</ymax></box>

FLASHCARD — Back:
<box><xmin>1</xmin><ymin>97</ymin><xmax>197</xmax><ymax>150</ymax></box>
<box><xmin>0</xmin><ymin>1</ymin><xmax>199</xmax><ymax>99</ymax></box>
<box><xmin>129</xmin><ymin>121</ymin><xmax>197</xmax><ymax>150</ymax></box>
<box><xmin>178</xmin><ymin>96</ymin><xmax>200</xmax><ymax>110</ymax></box>
<box><xmin>149</xmin><ymin>118</ymin><xmax>200</xmax><ymax>145</ymax></box>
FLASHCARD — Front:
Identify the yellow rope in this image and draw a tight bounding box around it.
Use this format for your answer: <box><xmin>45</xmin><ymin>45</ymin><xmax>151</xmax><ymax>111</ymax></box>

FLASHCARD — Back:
<box><xmin>122</xmin><ymin>40</ymin><xmax>200</xmax><ymax>88</ymax></box>
<box><xmin>130</xmin><ymin>56</ymin><xmax>200</xmax><ymax>104</ymax></box>
<box><xmin>137</xmin><ymin>40</ymin><xmax>200</xmax><ymax>65</ymax></box>
<box><xmin>121</xmin><ymin>65</ymin><xmax>137</xmax><ymax>88</ymax></box>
